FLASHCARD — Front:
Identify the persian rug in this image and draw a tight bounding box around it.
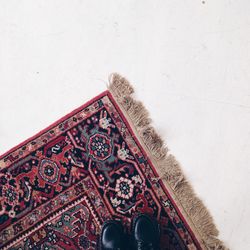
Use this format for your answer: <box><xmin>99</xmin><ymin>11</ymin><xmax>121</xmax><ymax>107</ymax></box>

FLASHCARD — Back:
<box><xmin>0</xmin><ymin>73</ymin><xmax>225</xmax><ymax>250</ymax></box>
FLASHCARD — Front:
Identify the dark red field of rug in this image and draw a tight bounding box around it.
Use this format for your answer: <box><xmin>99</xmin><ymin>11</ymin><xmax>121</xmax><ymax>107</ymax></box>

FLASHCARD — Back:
<box><xmin>0</xmin><ymin>90</ymin><xmax>202</xmax><ymax>249</ymax></box>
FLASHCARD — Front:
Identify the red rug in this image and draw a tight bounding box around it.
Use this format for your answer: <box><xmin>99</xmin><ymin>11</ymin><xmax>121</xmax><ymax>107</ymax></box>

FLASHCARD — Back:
<box><xmin>0</xmin><ymin>74</ymin><xmax>224</xmax><ymax>249</ymax></box>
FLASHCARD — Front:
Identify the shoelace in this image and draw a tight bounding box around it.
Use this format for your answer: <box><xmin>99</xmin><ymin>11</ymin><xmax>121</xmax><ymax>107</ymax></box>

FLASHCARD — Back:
<box><xmin>137</xmin><ymin>241</ymin><xmax>155</xmax><ymax>250</ymax></box>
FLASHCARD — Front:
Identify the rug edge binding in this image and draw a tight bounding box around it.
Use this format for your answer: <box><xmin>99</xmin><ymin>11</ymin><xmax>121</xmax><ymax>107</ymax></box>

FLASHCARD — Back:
<box><xmin>107</xmin><ymin>72</ymin><xmax>227</xmax><ymax>250</ymax></box>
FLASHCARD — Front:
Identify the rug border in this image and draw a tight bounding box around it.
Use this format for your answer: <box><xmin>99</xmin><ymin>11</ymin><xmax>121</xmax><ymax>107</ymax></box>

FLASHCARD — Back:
<box><xmin>0</xmin><ymin>90</ymin><xmax>109</xmax><ymax>161</ymax></box>
<box><xmin>107</xmin><ymin>91</ymin><xmax>202</xmax><ymax>249</ymax></box>
<box><xmin>107</xmin><ymin>73</ymin><xmax>226</xmax><ymax>250</ymax></box>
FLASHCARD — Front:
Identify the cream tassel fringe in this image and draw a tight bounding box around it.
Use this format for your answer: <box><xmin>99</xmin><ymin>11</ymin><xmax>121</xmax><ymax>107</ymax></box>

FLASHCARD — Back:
<box><xmin>108</xmin><ymin>73</ymin><xmax>227</xmax><ymax>250</ymax></box>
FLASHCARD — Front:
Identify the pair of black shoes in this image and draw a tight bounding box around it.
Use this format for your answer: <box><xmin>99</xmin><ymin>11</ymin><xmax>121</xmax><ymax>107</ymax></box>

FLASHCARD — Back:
<box><xmin>99</xmin><ymin>214</ymin><xmax>160</xmax><ymax>250</ymax></box>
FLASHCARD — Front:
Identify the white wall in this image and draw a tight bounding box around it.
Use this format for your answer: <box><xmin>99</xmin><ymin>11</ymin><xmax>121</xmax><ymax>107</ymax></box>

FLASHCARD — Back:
<box><xmin>0</xmin><ymin>1</ymin><xmax>250</xmax><ymax>249</ymax></box>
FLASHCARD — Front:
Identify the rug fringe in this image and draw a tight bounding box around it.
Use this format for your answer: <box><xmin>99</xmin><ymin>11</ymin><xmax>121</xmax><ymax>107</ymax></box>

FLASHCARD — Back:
<box><xmin>108</xmin><ymin>73</ymin><xmax>226</xmax><ymax>250</ymax></box>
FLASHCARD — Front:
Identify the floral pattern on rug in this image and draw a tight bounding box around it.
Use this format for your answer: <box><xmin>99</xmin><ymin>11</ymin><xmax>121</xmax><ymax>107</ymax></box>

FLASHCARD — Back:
<box><xmin>0</xmin><ymin>92</ymin><xmax>200</xmax><ymax>249</ymax></box>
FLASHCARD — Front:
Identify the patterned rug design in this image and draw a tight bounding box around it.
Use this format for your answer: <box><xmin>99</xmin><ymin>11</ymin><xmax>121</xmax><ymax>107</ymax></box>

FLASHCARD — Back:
<box><xmin>0</xmin><ymin>75</ymin><xmax>225</xmax><ymax>250</ymax></box>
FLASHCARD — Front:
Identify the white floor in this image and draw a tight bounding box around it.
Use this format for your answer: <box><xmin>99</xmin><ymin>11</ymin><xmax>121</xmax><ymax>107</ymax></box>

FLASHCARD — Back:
<box><xmin>0</xmin><ymin>1</ymin><xmax>250</xmax><ymax>249</ymax></box>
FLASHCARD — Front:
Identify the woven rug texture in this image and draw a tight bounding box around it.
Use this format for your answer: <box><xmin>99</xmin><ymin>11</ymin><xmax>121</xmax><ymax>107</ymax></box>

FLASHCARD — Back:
<box><xmin>0</xmin><ymin>74</ymin><xmax>225</xmax><ymax>250</ymax></box>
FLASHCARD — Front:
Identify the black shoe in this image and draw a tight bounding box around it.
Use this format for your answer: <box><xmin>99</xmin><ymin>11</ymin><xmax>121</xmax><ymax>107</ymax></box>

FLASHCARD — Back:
<box><xmin>132</xmin><ymin>214</ymin><xmax>160</xmax><ymax>250</ymax></box>
<box><xmin>99</xmin><ymin>220</ymin><xmax>125</xmax><ymax>250</ymax></box>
